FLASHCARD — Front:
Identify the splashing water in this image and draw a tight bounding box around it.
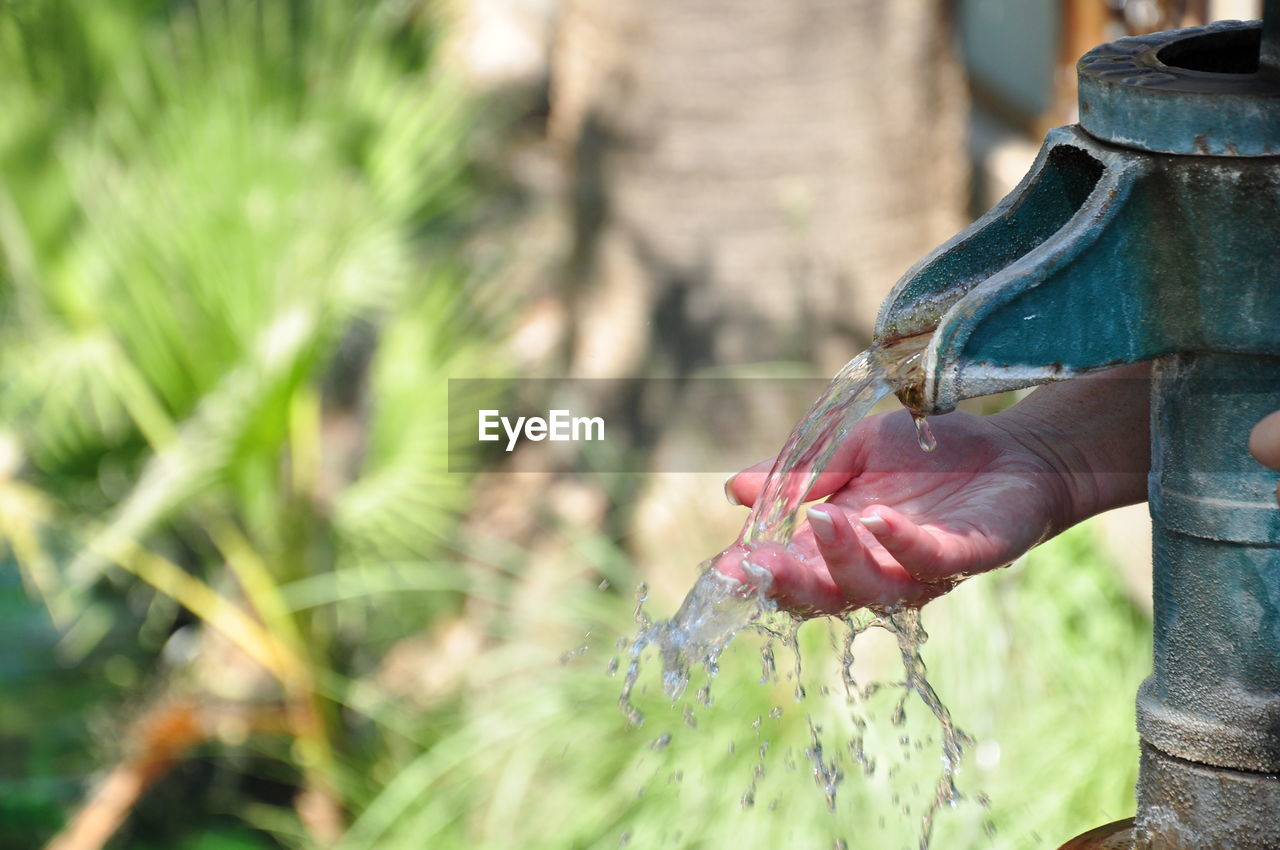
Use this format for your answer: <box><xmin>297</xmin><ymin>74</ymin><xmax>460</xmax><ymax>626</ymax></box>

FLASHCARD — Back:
<box><xmin>622</xmin><ymin>334</ymin><xmax>932</xmax><ymax>712</ymax></box>
<box><xmin>619</xmin><ymin>567</ymin><xmax>773</xmax><ymax>724</ymax></box>
<box><xmin>742</xmin><ymin>347</ymin><xmax>897</xmax><ymax>544</ymax></box>
<box><xmin>618</xmin><ymin>334</ymin><xmax>976</xmax><ymax>847</ymax></box>
<box><xmin>886</xmin><ymin>607</ymin><xmax>973</xmax><ymax>846</ymax></box>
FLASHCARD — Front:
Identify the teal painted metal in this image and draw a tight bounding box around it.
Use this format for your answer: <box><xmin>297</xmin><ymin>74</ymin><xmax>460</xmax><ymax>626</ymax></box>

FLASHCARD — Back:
<box><xmin>876</xmin><ymin>125</ymin><xmax>1280</xmax><ymax>412</ymax></box>
<box><xmin>1078</xmin><ymin>19</ymin><xmax>1280</xmax><ymax>157</ymax></box>
<box><xmin>874</xmin><ymin>4</ymin><xmax>1280</xmax><ymax>845</ymax></box>
<box><xmin>1142</xmin><ymin>354</ymin><xmax>1280</xmax><ymax>770</ymax></box>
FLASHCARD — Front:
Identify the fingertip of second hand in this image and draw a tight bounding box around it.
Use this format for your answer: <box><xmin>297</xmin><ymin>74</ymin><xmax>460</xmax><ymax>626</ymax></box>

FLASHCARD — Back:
<box><xmin>723</xmin><ymin>475</ymin><xmax>742</xmax><ymax>506</ymax></box>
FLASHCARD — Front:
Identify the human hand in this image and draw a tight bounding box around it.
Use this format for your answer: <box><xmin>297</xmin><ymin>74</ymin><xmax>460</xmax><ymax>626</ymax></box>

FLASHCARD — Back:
<box><xmin>717</xmin><ymin>408</ymin><xmax>1082</xmax><ymax>616</ymax></box>
<box><xmin>1249</xmin><ymin>409</ymin><xmax>1280</xmax><ymax>505</ymax></box>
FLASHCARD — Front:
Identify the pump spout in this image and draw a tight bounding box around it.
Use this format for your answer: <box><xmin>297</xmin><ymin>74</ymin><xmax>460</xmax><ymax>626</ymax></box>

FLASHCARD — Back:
<box><xmin>875</xmin><ymin>124</ymin><xmax>1280</xmax><ymax>414</ymax></box>
<box><xmin>874</xmin><ymin>126</ymin><xmax>1153</xmax><ymax>413</ymax></box>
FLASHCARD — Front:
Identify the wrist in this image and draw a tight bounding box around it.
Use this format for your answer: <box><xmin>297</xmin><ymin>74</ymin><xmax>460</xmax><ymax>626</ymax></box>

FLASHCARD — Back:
<box><xmin>987</xmin><ymin>402</ymin><xmax>1102</xmax><ymax>534</ymax></box>
<box><xmin>988</xmin><ymin>363</ymin><xmax>1152</xmax><ymax>529</ymax></box>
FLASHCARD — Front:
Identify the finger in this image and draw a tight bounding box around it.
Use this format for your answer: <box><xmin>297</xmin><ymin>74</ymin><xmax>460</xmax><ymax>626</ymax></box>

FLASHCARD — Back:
<box><xmin>710</xmin><ymin>544</ymin><xmax>751</xmax><ymax>584</ymax></box>
<box><xmin>725</xmin><ymin>459</ymin><xmax>773</xmax><ymax>507</ymax></box>
<box><xmin>856</xmin><ymin>505</ymin><xmax>969</xmax><ymax>583</ymax></box>
<box><xmin>713</xmin><ymin>541</ymin><xmax>846</xmax><ymax>616</ymax></box>
<box><xmin>1249</xmin><ymin>410</ymin><xmax>1280</xmax><ymax>472</ymax></box>
<box><xmin>726</xmin><ymin>442</ymin><xmax>862</xmax><ymax>508</ymax></box>
<box><xmin>740</xmin><ymin>543</ymin><xmax>846</xmax><ymax>617</ymax></box>
<box><xmin>806</xmin><ymin>505</ymin><xmax>930</xmax><ymax>606</ymax></box>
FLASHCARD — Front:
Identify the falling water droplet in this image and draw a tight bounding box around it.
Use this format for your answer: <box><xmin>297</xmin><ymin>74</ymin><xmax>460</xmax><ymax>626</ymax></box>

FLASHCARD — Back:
<box><xmin>633</xmin><ymin>583</ymin><xmax>651</xmax><ymax>628</ymax></box>
<box><xmin>912</xmin><ymin>412</ymin><xmax>937</xmax><ymax>453</ymax></box>
<box><xmin>759</xmin><ymin>643</ymin><xmax>777</xmax><ymax>684</ymax></box>
<box><xmin>682</xmin><ymin>705</ymin><xmax>698</xmax><ymax>729</ymax></box>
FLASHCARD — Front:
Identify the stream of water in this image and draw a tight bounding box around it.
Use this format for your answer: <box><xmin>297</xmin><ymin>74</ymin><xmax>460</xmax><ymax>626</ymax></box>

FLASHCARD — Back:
<box><xmin>619</xmin><ymin>335</ymin><xmax>975</xmax><ymax>848</ymax></box>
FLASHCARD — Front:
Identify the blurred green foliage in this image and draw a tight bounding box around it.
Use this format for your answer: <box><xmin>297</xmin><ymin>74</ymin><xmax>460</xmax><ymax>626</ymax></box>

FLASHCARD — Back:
<box><xmin>0</xmin><ymin>2</ymin><xmax>1151</xmax><ymax>849</ymax></box>
<box><xmin>346</xmin><ymin>523</ymin><xmax>1149</xmax><ymax>850</ymax></box>
<box><xmin>0</xmin><ymin>0</ymin><xmax>500</xmax><ymax>846</ymax></box>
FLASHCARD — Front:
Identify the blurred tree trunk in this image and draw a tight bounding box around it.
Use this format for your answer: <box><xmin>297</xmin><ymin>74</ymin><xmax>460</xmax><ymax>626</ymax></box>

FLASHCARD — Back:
<box><xmin>551</xmin><ymin>0</ymin><xmax>969</xmax><ymax>379</ymax></box>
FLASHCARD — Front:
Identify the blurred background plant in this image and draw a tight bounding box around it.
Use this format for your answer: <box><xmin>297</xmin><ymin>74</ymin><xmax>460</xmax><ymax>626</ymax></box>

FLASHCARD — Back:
<box><xmin>0</xmin><ymin>1</ymin><xmax>505</xmax><ymax>846</ymax></box>
<box><xmin>1</xmin><ymin>0</ymin><xmax>1246</xmax><ymax>848</ymax></box>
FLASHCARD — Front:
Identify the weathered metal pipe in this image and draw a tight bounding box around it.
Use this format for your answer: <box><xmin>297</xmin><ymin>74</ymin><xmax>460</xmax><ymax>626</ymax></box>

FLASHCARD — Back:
<box><xmin>874</xmin><ymin>7</ymin><xmax>1280</xmax><ymax>847</ymax></box>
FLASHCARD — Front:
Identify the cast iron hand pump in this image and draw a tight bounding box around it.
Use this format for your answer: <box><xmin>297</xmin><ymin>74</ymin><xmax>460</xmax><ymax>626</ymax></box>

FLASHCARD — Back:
<box><xmin>875</xmin><ymin>5</ymin><xmax>1280</xmax><ymax>847</ymax></box>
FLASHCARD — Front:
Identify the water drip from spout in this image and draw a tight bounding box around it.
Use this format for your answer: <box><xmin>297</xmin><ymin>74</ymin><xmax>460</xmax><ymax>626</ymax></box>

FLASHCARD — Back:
<box><xmin>912</xmin><ymin>412</ymin><xmax>938</xmax><ymax>453</ymax></box>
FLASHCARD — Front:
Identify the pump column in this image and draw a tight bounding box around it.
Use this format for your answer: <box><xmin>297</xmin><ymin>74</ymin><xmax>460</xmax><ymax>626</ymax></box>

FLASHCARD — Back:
<box><xmin>1136</xmin><ymin>352</ymin><xmax>1280</xmax><ymax>848</ymax></box>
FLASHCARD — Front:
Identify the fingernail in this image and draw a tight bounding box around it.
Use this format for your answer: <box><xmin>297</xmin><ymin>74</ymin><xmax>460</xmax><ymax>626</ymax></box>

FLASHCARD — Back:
<box><xmin>806</xmin><ymin>506</ymin><xmax>836</xmax><ymax>544</ymax></box>
<box><xmin>724</xmin><ymin>475</ymin><xmax>741</xmax><ymax>506</ymax></box>
<box><xmin>859</xmin><ymin>514</ymin><xmax>889</xmax><ymax>535</ymax></box>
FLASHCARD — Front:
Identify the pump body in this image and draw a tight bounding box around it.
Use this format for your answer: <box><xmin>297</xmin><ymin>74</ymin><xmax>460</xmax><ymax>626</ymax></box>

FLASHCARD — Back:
<box><xmin>874</xmin><ymin>10</ymin><xmax>1280</xmax><ymax>847</ymax></box>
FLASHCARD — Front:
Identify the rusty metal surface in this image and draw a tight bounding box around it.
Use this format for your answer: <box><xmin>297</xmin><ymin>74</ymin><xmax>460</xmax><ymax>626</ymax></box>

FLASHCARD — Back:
<box><xmin>874</xmin><ymin>126</ymin><xmax>1143</xmax><ymax>412</ymax></box>
<box><xmin>874</xmin><ymin>130</ymin><xmax>1110</xmax><ymax>347</ymax></box>
<box><xmin>1077</xmin><ymin>19</ymin><xmax>1280</xmax><ymax>156</ymax></box>
<box><xmin>1135</xmin><ymin>743</ymin><xmax>1280</xmax><ymax>849</ymax></box>
<box><xmin>1137</xmin><ymin>354</ymin><xmax>1280</xmax><ymax>774</ymax></box>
